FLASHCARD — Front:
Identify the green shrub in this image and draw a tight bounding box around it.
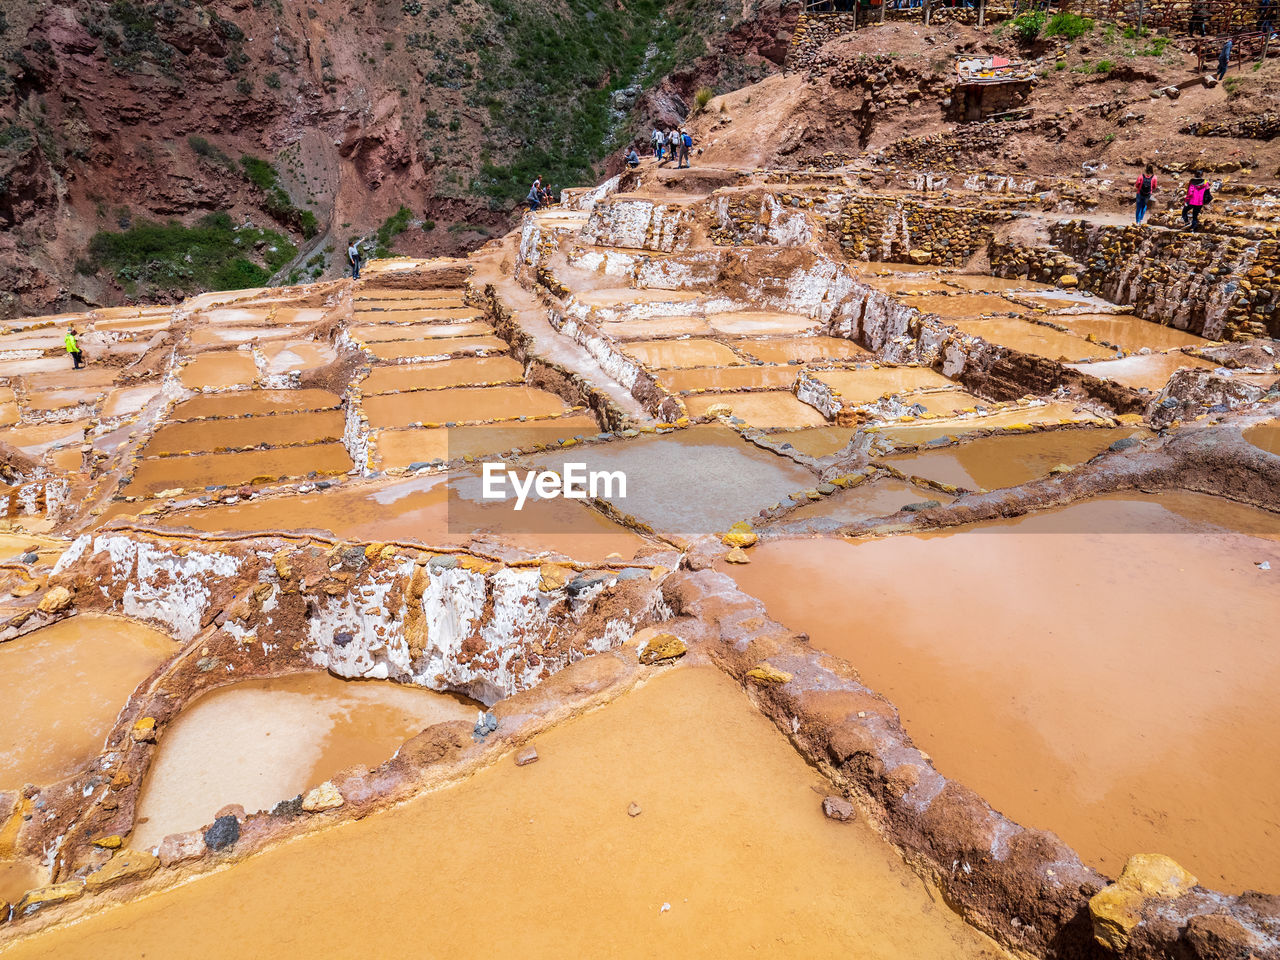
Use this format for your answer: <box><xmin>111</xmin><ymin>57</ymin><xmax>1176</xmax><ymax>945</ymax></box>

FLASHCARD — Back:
<box><xmin>265</xmin><ymin>71</ymin><xmax>281</xmax><ymax>89</ymax></box>
<box><xmin>86</xmin><ymin>211</ymin><xmax>296</xmax><ymax>295</ymax></box>
<box><xmin>1043</xmin><ymin>12</ymin><xmax>1092</xmax><ymax>39</ymax></box>
<box><xmin>694</xmin><ymin>86</ymin><xmax>714</xmax><ymax>111</ymax></box>
<box><xmin>374</xmin><ymin>206</ymin><xmax>414</xmax><ymax>256</ymax></box>
<box><xmin>1010</xmin><ymin>11</ymin><xmax>1047</xmax><ymax>43</ymax></box>
<box><xmin>239</xmin><ymin>154</ymin><xmax>277</xmax><ymax>190</ymax></box>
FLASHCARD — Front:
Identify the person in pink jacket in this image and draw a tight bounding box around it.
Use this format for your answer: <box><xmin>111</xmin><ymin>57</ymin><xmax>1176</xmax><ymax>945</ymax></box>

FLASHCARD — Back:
<box><xmin>1182</xmin><ymin>172</ymin><xmax>1211</xmax><ymax>232</ymax></box>
<box><xmin>1134</xmin><ymin>164</ymin><xmax>1157</xmax><ymax>224</ymax></box>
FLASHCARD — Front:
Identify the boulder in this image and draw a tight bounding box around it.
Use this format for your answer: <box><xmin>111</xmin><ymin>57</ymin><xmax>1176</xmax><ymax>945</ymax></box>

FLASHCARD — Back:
<box><xmin>36</xmin><ymin>585</ymin><xmax>73</xmax><ymax>613</ymax></box>
<box><xmin>822</xmin><ymin>796</ymin><xmax>856</xmax><ymax>822</ymax></box>
<box><xmin>515</xmin><ymin>744</ymin><xmax>539</xmax><ymax>766</ymax></box>
<box><xmin>85</xmin><ymin>849</ymin><xmax>159</xmax><ymax>893</ymax></box>
<box><xmin>158</xmin><ymin>830</ymin><xmax>207</xmax><ymax>867</ymax></box>
<box><xmin>1059</xmin><ymin>274</ymin><xmax>1079</xmax><ymax>288</ymax></box>
<box><xmin>17</xmin><ymin>881</ymin><xmax>85</xmax><ymax>917</ymax></box>
<box><xmin>131</xmin><ymin>717</ymin><xmax>157</xmax><ymax>743</ymax></box>
<box><xmin>203</xmin><ymin>815</ymin><xmax>240</xmax><ymax>852</ymax></box>
<box><xmin>907</xmin><ymin>249</ymin><xmax>932</xmax><ymax>264</ymax></box>
<box><xmin>1089</xmin><ymin>853</ymin><xmax>1197</xmax><ymax>951</ymax></box>
<box><xmin>638</xmin><ymin>633</ymin><xmax>687</xmax><ymax>664</ymax></box>
<box><xmin>745</xmin><ymin>663</ymin><xmax>793</xmax><ymax>684</ymax></box>
<box><xmin>301</xmin><ymin>781</ymin><xmax>344</xmax><ymax>812</ymax></box>
<box><xmin>721</xmin><ymin>521</ymin><xmax>758</xmax><ymax>549</ymax></box>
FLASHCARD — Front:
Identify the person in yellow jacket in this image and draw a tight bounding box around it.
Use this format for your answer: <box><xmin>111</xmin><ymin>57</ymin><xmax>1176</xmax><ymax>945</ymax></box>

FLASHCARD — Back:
<box><xmin>65</xmin><ymin>328</ymin><xmax>84</xmax><ymax>369</ymax></box>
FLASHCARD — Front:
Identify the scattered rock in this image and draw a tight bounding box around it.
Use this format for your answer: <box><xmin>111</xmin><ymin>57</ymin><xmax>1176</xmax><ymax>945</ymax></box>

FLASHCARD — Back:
<box><xmin>724</xmin><ymin>546</ymin><xmax>751</xmax><ymax>564</ymax></box>
<box><xmin>515</xmin><ymin>744</ymin><xmax>539</xmax><ymax>766</ymax></box>
<box><xmin>745</xmin><ymin>663</ymin><xmax>792</xmax><ymax>684</ymax></box>
<box><xmin>538</xmin><ymin>563</ymin><xmax>572</xmax><ymax>592</ymax></box>
<box><xmin>721</xmin><ymin>520</ymin><xmax>758</xmax><ymax>549</ymax></box>
<box><xmin>705</xmin><ymin>402</ymin><xmax>733</xmax><ymax>417</ymax></box>
<box><xmin>822</xmin><ymin>796</ymin><xmax>856</xmax><ymax>822</ymax></box>
<box><xmin>1059</xmin><ymin>274</ymin><xmax>1079</xmax><ymax>288</ymax></box>
<box><xmin>203</xmin><ymin>815</ymin><xmax>240</xmax><ymax>852</ymax></box>
<box><xmin>92</xmin><ymin>834</ymin><xmax>123</xmax><ymax>849</ymax></box>
<box><xmin>36</xmin><ymin>585</ymin><xmax>73</xmax><ymax>613</ymax></box>
<box><xmin>473</xmin><ymin>711</ymin><xmax>499</xmax><ymax>738</ymax></box>
<box><xmin>901</xmin><ymin>499</ymin><xmax>942</xmax><ymax>513</ymax></box>
<box><xmin>17</xmin><ymin>881</ymin><xmax>84</xmax><ymax>917</ymax></box>
<box><xmin>131</xmin><ymin>716</ymin><xmax>157</xmax><ymax>743</ymax></box>
<box><xmin>301</xmin><ymin>781</ymin><xmax>344</xmax><ymax>812</ymax></box>
<box><xmin>158</xmin><ymin>830</ymin><xmax>207</xmax><ymax>867</ymax></box>
<box><xmin>638</xmin><ymin>633</ymin><xmax>687</xmax><ymax>664</ymax></box>
<box><xmin>1089</xmin><ymin>853</ymin><xmax>1198</xmax><ymax>951</ymax></box>
<box><xmin>627</xmin><ymin>801</ymin><xmax>642</xmax><ymax>817</ymax></box>
<box><xmin>85</xmin><ymin>849</ymin><xmax>159</xmax><ymax>893</ymax></box>
<box><xmin>1110</xmin><ymin>437</ymin><xmax>1140</xmax><ymax>452</ymax></box>
<box><xmin>907</xmin><ymin>249</ymin><xmax>932</xmax><ymax>264</ymax></box>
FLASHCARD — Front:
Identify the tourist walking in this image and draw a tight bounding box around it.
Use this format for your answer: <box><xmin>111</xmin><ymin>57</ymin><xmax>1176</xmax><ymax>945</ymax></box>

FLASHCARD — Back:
<box><xmin>651</xmin><ymin>127</ymin><xmax>664</xmax><ymax>160</ymax></box>
<box><xmin>667</xmin><ymin>127</ymin><xmax>680</xmax><ymax>165</ymax></box>
<box><xmin>65</xmin><ymin>327</ymin><xmax>83</xmax><ymax>369</ymax></box>
<box><xmin>1134</xmin><ymin>164</ymin><xmax>1157</xmax><ymax>224</ymax></box>
<box><xmin>347</xmin><ymin>240</ymin><xmax>362</xmax><ymax>280</ymax></box>
<box><xmin>1183</xmin><ymin>171</ymin><xmax>1211</xmax><ymax>232</ymax></box>
<box><xmin>1217</xmin><ymin>38</ymin><xmax>1233</xmax><ymax>80</ymax></box>
<box><xmin>678</xmin><ymin>128</ymin><xmax>692</xmax><ymax>168</ymax></box>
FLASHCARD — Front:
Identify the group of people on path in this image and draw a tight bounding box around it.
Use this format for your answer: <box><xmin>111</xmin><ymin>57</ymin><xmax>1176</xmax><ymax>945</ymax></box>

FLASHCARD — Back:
<box><xmin>526</xmin><ymin>176</ymin><xmax>557</xmax><ymax>212</ymax></box>
<box><xmin>650</xmin><ymin>125</ymin><xmax>694</xmax><ymax>168</ymax></box>
<box><xmin>1133</xmin><ymin>164</ymin><xmax>1212</xmax><ymax>231</ymax></box>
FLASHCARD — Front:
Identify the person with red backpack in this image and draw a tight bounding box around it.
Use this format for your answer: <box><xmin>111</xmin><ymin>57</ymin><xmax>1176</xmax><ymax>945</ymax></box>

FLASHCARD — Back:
<box><xmin>1134</xmin><ymin>164</ymin><xmax>1157</xmax><ymax>225</ymax></box>
<box><xmin>1182</xmin><ymin>171</ymin><xmax>1211</xmax><ymax>232</ymax></box>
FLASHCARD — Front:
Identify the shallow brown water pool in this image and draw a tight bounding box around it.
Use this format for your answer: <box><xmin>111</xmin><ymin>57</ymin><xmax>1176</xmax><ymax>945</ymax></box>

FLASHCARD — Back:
<box><xmin>1</xmin><ymin>667</ymin><xmax>1005</xmax><ymax>960</ymax></box>
<box><xmin>727</xmin><ymin>492</ymin><xmax>1280</xmax><ymax>891</ymax></box>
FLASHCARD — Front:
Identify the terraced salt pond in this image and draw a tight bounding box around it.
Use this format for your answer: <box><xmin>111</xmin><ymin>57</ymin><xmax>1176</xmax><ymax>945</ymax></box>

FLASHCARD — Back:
<box><xmin>4</xmin><ymin>668</ymin><xmax>1005</xmax><ymax>960</ymax></box>
<box><xmin>1244</xmin><ymin>418</ymin><xmax>1280</xmax><ymax>455</ymax></box>
<box><xmin>1066</xmin><ymin>352</ymin><xmax>1217</xmax><ymax>391</ymax></box>
<box><xmin>144</xmin><ymin>410</ymin><xmax>345</xmax><ymax>453</ymax></box>
<box><xmin>169</xmin><ymin>389</ymin><xmax>342</xmax><ymax>419</ymax></box>
<box><xmin>362</xmin><ymin>385</ymin><xmax>571</xmax><ymax>428</ymax></box>
<box><xmin>125</xmin><ymin>444</ymin><xmax>353</xmax><ymax>495</ymax></box>
<box><xmin>735</xmin><ymin>337</ymin><xmax>870</xmax><ymax>364</ymax></box>
<box><xmin>0</xmin><ymin>616</ymin><xmax>176</xmax><ymax>790</ymax></box>
<box><xmin>880</xmin><ymin>426</ymin><xmax>1143</xmax><ymax>490</ymax></box>
<box><xmin>372</xmin><ymin>414</ymin><xmax>601</xmax><ymax>468</ymax></box>
<box><xmin>810</xmin><ymin>366</ymin><xmax>954</xmax><ymax>403</ymax></box>
<box><xmin>158</xmin><ymin>470</ymin><xmax>652</xmax><ymax>562</ymax></box>
<box><xmin>179</xmin><ymin>352</ymin><xmax>259</xmax><ymax>390</ymax></box>
<box><xmin>682</xmin><ymin>391</ymin><xmax>826</xmax><ymax>428</ymax></box>
<box><xmin>530</xmin><ymin>426</ymin><xmax>815</xmax><ymax>533</ymax></box>
<box><xmin>729</xmin><ymin>492</ymin><xmax>1280</xmax><ymax>891</ymax></box>
<box><xmin>1049</xmin><ymin>313</ymin><xmax>1208</xmax><ymax>353</ymax></box>
<box><xmin>361</xmin><ymin>356</ymin><xmax>524</xmax><ymax>393</ymax></box>
<box><xmin>950</xmin><ymin>318</ymin><xmax>1116</xmax><ymax>362</ymax></box>
<box><xmin>624</xmin><ymin>339</ymin><xmax>743</xmax><ymax>368</ymax></box>
<box><xmin>658</xmin><ymin>365</ymin><xmax>798</xmax><ymax>392</ymax></box>
<box><xmin>130</xmin><ymin>672</ymin><xmax>480</xmax><ymax>849</ymax></box>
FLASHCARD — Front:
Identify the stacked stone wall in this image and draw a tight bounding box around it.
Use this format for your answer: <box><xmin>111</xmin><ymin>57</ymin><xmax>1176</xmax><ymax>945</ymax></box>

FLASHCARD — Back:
<box><xmin>838</xmin><ymin>195</ymin><xmax>1014</xmax><ymax>265</ymax></box>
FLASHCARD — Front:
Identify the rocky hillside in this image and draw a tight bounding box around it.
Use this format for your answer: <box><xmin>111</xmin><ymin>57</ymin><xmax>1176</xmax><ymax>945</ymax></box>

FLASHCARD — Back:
<box><xmin>0</xmin><ymin>0</ymin><xmax>793</xmax><ymax>316</ymax></box>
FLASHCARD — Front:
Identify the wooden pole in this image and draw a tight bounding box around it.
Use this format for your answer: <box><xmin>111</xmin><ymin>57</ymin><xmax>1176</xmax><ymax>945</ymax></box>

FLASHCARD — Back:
<box><xmin>852</xmin><ymin>0</ymin><xmax>858</xmax><ymax>30</ymax></box>
<box><xmin>924</xmin><ymin>0</ymin><xmax>932</xmax><ymax>25</ymax></box>
<box><xmin>978</xmin><ymin>0</ymin><xmax>986</xmax><ymax>27</ymax></box>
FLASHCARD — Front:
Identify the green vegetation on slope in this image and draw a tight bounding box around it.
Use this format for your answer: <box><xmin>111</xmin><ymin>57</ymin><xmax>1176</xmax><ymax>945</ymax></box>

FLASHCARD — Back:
<box><xmin>87</xmin><ymin>212</ymin><xmax>296</xmax><ymax>295</ymax></box>
<box><xmin>239</xmin><ymin>154</ymin><xmax>318</xmax><ymax>239</ymax></box>
<box><xmin>471</xmin><ymin>0</ymin><xmax>740</xmax><ymax>201</ymax></box>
